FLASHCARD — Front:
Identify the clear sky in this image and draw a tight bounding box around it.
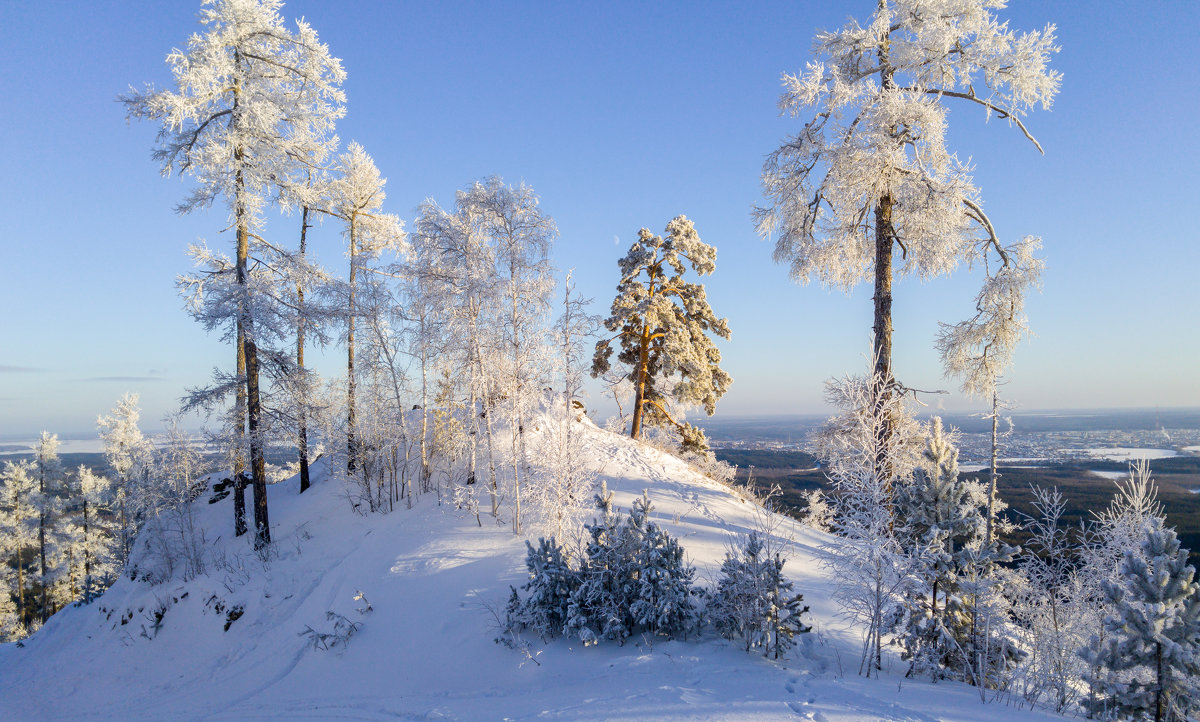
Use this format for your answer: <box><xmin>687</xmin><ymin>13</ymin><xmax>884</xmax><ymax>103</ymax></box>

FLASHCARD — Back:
<box><xmin>1</xmin><ymin>1</ymin><xmax>1197</xmax><ymax>437</ymax></box>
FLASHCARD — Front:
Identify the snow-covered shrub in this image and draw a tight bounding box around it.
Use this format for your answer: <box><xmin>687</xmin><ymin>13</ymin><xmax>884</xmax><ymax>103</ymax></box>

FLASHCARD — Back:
<box><xmin>300</xmin><ymin>611</ymin><xmax>361</xmax><ymax>651</ymax></box>
<box><xmin>504</xmin><ymin>483</ymin><xmax>701</xmax><ymax>648</ymax></box>
<box><xmin>567</xmin><ymin>486</ymin><xmax>699</xmax><ymax>645</ymax></box>
<box><xmin>799</xmin><ymin>488</ymin><xmax>832</xmax><ymax>532</ymax></box>
<box><xmin>710</xmin><ymin>531</ymin><xmax>811</xmax><ymax>659</ymax></box>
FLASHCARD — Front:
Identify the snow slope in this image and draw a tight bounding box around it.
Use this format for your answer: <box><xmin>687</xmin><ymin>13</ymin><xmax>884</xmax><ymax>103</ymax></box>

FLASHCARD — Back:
<box><xmin>0</xmin><ymin>424</ymin><xmax>1066</xmax><ymax>721</ymax></box>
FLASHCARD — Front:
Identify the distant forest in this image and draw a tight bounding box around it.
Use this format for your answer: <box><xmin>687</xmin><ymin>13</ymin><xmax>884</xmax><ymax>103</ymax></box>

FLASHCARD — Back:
<box><xmin>714</xmin><ymin>448</ymin><xmax>1200</xmax><ymax>566</ymax></box>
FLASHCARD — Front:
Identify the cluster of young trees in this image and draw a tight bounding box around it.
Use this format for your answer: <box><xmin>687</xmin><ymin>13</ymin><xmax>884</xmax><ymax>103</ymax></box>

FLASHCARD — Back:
<box><xmin>0</xmin><ymin>395</ymin><xmax>208</xmax><ymax>642</ymax></box>
<box><xmin>504</xmin><ymin>482</ymin><xmax>809</xmax><ymax>656</ymax></box>
<box><xmin>813</xmin><ymin>382</ymin><xmax>1199</xmax><ymax>719</ymax></box>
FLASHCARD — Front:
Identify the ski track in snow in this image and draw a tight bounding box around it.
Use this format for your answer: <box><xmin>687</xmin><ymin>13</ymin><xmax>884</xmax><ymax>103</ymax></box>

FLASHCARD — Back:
<box><xmin>0</xmin><ymin>422</ymin><xmax>1070</xmax><ymax>721</ymax></box>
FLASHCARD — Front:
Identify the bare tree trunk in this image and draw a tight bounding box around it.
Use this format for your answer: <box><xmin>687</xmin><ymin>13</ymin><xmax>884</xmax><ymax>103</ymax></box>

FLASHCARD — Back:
<box><xmin>233</xmin><ymin>318</ymin><xmax>248</xmax><ymax>536</ymax></box>
<box><xmin>82</xmin><ymin>499</ymin><xmax>92</xmax><ymax>602</ymax></box>
<box><xmin>37</xmin><ymin>467</ymin><xmax>48</xmax><ymax>622</ymax></box>
<box><xmin>630</xmin><ymin>324</ymin><xmax>651</xmax><ymax>439</ymax></box>
<box><xmin>235</xmin><ymin>140</ymin><xmax>270</xmax><ymax>549</ymax></box>
<box><xmin>986</xmin><ymin>390</ymin><xmax>999</xmax><ymax>546</ymax></box>
<box><xmin>15</xmin><ymin>540</ymin><xmax>25</xmax><ymax>628</ymax></box>
<box><xmin>872</xmin><ymin>10</ymin><xmax>897</xmax><ymax>501</ymax></box>
<box><xmin>629</xmin><ymin>262</ymin><xmax>659</xmax><ymax>440</ymax></box>
<box><xmin>466</xmin><ymin>320</ymin><xmax>479</xmax><ymax>487</ymax></box>
<box><xmin>484</xmin><ymin>398</ymin><xmax>500</xmax><ymax>517</ymax></box>
<box><xmin>420</xmin><ymin>338</ymin><xmax>430</xmax><ymax>494</ymax></box>
<box><xmin>347</xmin><ymin>217</ymin><xmax>359</xmax><ymax>474</ymax></box>
<box><xmin>297</xmin><ymin>205</ymin><xmax>312</xmax><ymax>493</ymax></box>
<box><xmin>509</xmin><ymin>414</ymin><xmax>522</xmax><ymax>535</ymax></box>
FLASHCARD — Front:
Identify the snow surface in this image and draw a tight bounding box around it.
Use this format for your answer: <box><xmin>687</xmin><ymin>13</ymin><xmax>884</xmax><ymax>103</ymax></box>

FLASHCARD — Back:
<box><xmin>1088</xmin><ymin>470</ymin><xmax>1127</xmax><ymax>480</ymax></box>
<box><xmin>0</xmin><ymin>424</ymin><xmax>1066</xmax><ymax>721</ymax></box>
<box><xmin>0</xmin><ymin>438</ymin><xmax>108</xmax><ymax>455</ymax></box>
<box><xmin>1070</xmin><ymin>447</ymin><xmax>1179</xmax><ymax>462</ymax></box>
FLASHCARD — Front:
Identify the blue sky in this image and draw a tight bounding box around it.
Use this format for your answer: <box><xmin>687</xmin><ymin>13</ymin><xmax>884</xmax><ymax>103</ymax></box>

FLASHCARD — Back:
<box><xmin>1</xmin><ymin>1</ymin><xmax>1198</xmax><ymax>437</ymax></box>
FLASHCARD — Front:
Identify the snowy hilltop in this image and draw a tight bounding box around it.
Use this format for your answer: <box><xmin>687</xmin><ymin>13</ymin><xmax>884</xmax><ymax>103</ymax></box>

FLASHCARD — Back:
<box><xmin>0</xmin><ymin>420</ymin><xmax>1068</xmax><ymax>721</ymax></box>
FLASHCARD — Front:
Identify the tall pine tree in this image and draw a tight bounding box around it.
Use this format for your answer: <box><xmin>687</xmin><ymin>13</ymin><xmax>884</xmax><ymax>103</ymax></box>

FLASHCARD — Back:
<box><xmin>591</xmin><ymin>216</ymin><xmax>731</xmax><ymax>452</ymax></box>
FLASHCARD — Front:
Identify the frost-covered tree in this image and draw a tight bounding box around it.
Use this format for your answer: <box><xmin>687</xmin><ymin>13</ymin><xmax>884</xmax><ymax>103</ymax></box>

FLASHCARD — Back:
<box><xmin>757</xmin><ymin>0</ymin><xmax>1059</xmax><ymax>471</ymax></box>
<box><xmin>403</xmin><ymin>226</ymin><xmax>453</xmax><ymax>496</ymax></box>
<box><xmin>72</xmin><ymin>465</ymin><xmax>117</xmax><ymax>604</ymax></box>
<box><xmin>414</xmin><ymin>190</ymin><xmax>496</xmax><ymax>503</ymax></box>
<box><xmin>123</xmin><ymin>0</ymin><xmax>346</xmax><ymax>548</ymax></box>
<box><xmin>816</xmin><ymin>358</ymin><xmax>923</xmax><ymax>676</ymax></box>
<box><xmin>97</xmin><ymin>393</ymin><xmax>154</xmax><ymax>565</ymax></box>
<box><xmin>141</xmin><ymin>418</ymin><xmax>209</xmax><ymax>581</ymax></box>
<box><xmin>893</xmin><ymin>418</ymin><xmax>1019</xmax><ymax>687</ymax></box>
<box><xmin>1014</xmin><ymin>485</ymin><xmax>1088</xmax><ymax>712</ymax></box>
<box><xmin>32</xmin><ymin>432</ymin><xmax>63</xmax><ymax>622</ymax></box>
<box><xmin>1082</xmin><ymin>519</ymin><xmax>1200</xmax><ymax>722</ymax></box>
<box><xmin>938</xmin><ymin>237</ymin><xmax>1043</xmax><ymax>545</ymax></box>
<box><xmin>462</xmin><ymin>178</ymin><xmax>557</xmax><ymax>535</ymax></box>
<box><xmin>322</xmin><ymin>142</ymin><xmax>407</xmax><ymax>474</ymax></box>
<box><xmin>527</xmin><ymin>272</ymin><xmax>599</xmax><ymax>543</ymax></box>
<box><xmin>0</xmin><ymin>461</ymin><xmax>38</xmax><ymax>630</ymax></box>
<box><xmin>278</xmin><ymin>168</ymin><xmax>338</xmax><ymax>495</ymax></box>
<box><xmin>592</xmin><ymin>216</ymin><xmax>731</xmax><ymax>453</ymax></box>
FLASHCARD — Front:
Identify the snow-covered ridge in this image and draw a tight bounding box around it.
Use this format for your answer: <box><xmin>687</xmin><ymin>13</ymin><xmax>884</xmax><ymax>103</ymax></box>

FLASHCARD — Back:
<box><xmin>0</xmin><ymin>423</ymin><xmax>1063</xmax><ymax>721</ymax></box>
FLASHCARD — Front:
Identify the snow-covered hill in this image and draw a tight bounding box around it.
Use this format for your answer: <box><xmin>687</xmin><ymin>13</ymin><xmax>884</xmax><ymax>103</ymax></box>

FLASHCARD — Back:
<box><xmin>0</xmin><ymin>423</ymin><xmax>1064</xmax><ymax>721</ymax></box>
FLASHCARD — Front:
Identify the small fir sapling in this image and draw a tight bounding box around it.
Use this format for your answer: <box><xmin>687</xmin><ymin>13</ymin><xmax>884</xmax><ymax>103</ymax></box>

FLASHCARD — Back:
<box><xmin>711</xmin><ymin>531</ymin><xmax>811</xmax><ymax>659</ymax></box>
<box><xmin>1081</xmin><ymin>518</ymin><xmax>1200</xmax><ymax>722</ymax></box>
<box><xmin>628</xmin><ymin>495</ymin><xmax>700</xmax><ymax>638</ymax></box>
<box><xmin>506</xmin><ymin>536</ymin><xmax>578</xmax><ymax>640</ymax></box>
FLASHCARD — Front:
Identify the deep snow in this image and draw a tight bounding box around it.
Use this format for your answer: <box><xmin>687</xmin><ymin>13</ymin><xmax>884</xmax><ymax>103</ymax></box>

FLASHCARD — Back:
<box><xmin>0</xmin><ymin>423</ymin><xmax>1067</xmax><ymax>721</ymax></box>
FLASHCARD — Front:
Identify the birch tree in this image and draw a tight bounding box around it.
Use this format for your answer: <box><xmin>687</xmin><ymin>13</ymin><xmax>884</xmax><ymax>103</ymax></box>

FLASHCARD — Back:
<box><xmin>123</xmin><ymin>0</ymin><xmax>345</xmax><ymax>548</ymax></box>
<box><xmin>756</xmin><ymin>0</ymin><xmax>1059</xmax><ymax>475</ymax></box>
<box><xmin>816</xmin><ymin>360</ymin><xmax>923</xmax><ymax>676</ymax></box>
<box><xmin>414</xmin><ymin>191</ymin><xmax>496</xmax><ymax>505</ymax></box>
<box><xmin>463</xmin><ymin>178</ymin><xmax>557</xmax><ymax>534</ymax></box>
<box><xmin>323</xmin><ymin>142</ymin><xmax>407</xmax><ymax>474</ymax></box>
<box><xmin>938</xmin><ymin>237</ymin><xmax>1043</xmax><ymax>545</ymax></box>
<box><xmin>33</xmin><ymin>432</ymin><xmax>62</xmax><ymax>622</ymax></box>
<box><xmin>592</xmin><ymin>216</ymin><xmax>731</xmax><ymax>453</ymax></box>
